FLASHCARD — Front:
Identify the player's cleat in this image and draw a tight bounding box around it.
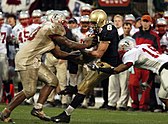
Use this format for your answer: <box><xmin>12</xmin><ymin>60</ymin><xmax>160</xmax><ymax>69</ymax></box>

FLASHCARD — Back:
<box><xmin>51</xmin><ymin>111</ymin><xmax>70</xmax><ymax>123</ymax></box>
<box><xmin>0</xmin><ymin>112</ymin><xmax>15</xmax><ymax>123</ymax></box>
<box><xmin>31</xmin><ymin>108</ymin><xmax>51</xmax><ymax>121</ymax></box>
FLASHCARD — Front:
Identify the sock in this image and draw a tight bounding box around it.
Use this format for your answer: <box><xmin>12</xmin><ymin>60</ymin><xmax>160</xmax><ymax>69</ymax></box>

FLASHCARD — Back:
<box><xmin>70</xmin><ymin>93</ymin><xmax>86</xmax><ymax>108</ymax></box>
<box><xmin>34</xmin><ymin>103</ymin><xmax>43</xmax><ymax>109</ymax></box>
<box><xmin>65</xmin><ymin>105</ymin><xmax>74</xmax><ymax>116</ymax></box>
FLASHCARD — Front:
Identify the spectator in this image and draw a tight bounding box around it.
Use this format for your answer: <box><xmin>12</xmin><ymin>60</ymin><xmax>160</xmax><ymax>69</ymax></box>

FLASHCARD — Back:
<box><xmin>113</xmin><ymin>14</ymin><xmax>124</xmax><ymax>36</ymax></box>
<box><xmin>124</xmin><ymin>14</ymin><xmax>137</xmax><ymax>35</ymax></box>
<box><xmin>107</xmin><ymin>22</ymin><xmax>132</xmax><ymax>111</ymax></box>
<box><xmin>128</xmin><ymin>14</ymin><xmax>161</xmax><ymax>111</ymax></box>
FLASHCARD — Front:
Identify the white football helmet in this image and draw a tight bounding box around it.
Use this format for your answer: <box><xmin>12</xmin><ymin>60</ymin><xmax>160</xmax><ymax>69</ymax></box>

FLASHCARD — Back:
<box><xmin>47</xmin><ymin>11</ymin><xmax>66</xmax><ymax>24</ymax></box>
<box><xmin>163</xmin><ymin>11</ymin><xmax>168</xmax><ymax>17</ymax></box>
<box><xmin>156</xmin><ymin>18</ymin><xmax>167</xmax><ymax>25</ymax></box>
<box><xmin>32</xmin><ymin>9</ymin><xmax>42</xmax><ymax>17</ymax></box>
<box><xmin>80</xmin><ymin>15</ymin><xmax>90</xmax><ymax>22</ymax></box>
<box><xmin>19</xmin><ymin>11</ymin><xmax>30</xmax><ymax>19</ymax></box>
<box><xmin>80</xmin><ymin>4</ymin><xmax>92</xmax><ymax>11</ymax></box>
<box><xmin>0</xmin><ymin>12</ymin><xmax>4</xmax><ymax>19</ymax></box>
<box><xmin>118</xmin><ymin>36</ymin><xmax>136</xmax><ymax>52</ymax></box>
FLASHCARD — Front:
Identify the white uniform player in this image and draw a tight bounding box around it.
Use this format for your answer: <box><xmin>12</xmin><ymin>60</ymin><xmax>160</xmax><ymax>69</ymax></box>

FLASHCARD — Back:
<box><xmin>96</xmin><ymin>36</ymin><xmax>168</xmax><ymax>110</ymax></box>
<box><xmin>0</xmin><ymin>12</ymin><xmax>93</xmax><ymax>123</ymax></box>
<box><xmin>0</xmin><ymin>13</ymin><xmax>12</xmax><ymax>102</ymax></box>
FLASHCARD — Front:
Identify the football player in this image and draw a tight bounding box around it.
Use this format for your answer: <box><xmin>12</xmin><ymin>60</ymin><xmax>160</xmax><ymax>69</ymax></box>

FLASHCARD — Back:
<box><xmin>0</xmin><ymin>12</ymin><xmax>93</xmax><ymax>123</ymax></box>
<box><xmin>0</xmin><ymin>12</ymin><xmax>13</xmax><ymax>103</ymax></box>
<box><xmin>50</xmin><ymin>9</ymin><xmax>120</xmax><ymax>123</ymax></box>
<box><xmin>95</xmin><ymin>36</ymin><xmax>168</xmax><ymax>112</ymax></box>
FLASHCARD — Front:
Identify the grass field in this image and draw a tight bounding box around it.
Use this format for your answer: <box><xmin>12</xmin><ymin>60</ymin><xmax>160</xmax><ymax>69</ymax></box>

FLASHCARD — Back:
<box><xmin>0</xmin><ymin>104</ymin><xmax>168</xmax><ymax>124</ymax></box>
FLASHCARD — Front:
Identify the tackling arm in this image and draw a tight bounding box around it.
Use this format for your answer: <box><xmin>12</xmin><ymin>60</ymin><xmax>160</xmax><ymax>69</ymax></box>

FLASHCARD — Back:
<box><xmin>50</xmin><ymin>35</ymin><xmax>93</xmax><ymax>50</ymax></box>
<box><xmin>50</xmin><ymin>45</ymin><xmax>80</xmax><ymax>60</ymax></box>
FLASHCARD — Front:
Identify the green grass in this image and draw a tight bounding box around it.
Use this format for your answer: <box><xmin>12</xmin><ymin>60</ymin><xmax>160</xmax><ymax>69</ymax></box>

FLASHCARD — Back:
<box><xmin>0</xmin><ymin>104</ymin><xmax>168</xmax><ymax>124</ymax></box>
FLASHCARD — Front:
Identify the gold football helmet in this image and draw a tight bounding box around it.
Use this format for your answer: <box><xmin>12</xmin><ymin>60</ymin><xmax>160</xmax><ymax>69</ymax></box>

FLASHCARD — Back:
<box><xmin>89</xmin><ymin>9</ymin><xmax>107</xmax><ymax>28</ymax></box>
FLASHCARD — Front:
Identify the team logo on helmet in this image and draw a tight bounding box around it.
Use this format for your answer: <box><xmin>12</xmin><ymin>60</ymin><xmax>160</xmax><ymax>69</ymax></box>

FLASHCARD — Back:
<box><xmin>118</xmin><ymin>36</ymin><xmax>136</xmax><ymax>52</ymax></box>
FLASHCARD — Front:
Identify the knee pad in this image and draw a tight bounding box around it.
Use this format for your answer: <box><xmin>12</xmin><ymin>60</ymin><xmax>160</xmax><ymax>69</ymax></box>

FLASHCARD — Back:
<box><xmin>23</xmin><ymin>88</ymin><xmax>36</xmax><ymax>98</ymax></box>
<box><xmin>46</xmin><ymin>75</ymin><xmax>59</xmax><ymax>87</ymax></box>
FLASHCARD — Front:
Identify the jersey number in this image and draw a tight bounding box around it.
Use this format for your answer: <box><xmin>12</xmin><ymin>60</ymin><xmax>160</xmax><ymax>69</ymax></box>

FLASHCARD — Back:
<box><xmin>28</xmin><ymin>26</ymin><xmax>41</xmax><ymax>41</ymax></box>
<box><xmin>18</xmin><ymin>30</ymin><xmax>30</xmax><ymax>43</ymax></box>
<box><xmin>1</xmin><ymin>32</ymin><xmax>7</xmax><ymax>43</ymax></box>
<box><xmin>142</xmin><ymin>45</ymin><xmax>160</xmax><ymax>58</ymax></box>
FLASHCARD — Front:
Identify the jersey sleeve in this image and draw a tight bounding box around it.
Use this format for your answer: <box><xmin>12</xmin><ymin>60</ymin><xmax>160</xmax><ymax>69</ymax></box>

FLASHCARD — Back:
<box><xmin>122</xmin><ymin>48</ymin><xmax>140</xmax><ymax>65</ymax></box>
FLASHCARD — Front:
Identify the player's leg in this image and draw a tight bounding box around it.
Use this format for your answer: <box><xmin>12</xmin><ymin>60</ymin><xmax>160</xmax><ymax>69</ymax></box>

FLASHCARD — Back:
<box><xmin>31</xmin><ymin>63</ymin><xmax>59</xmax><ymax>121</ymax></box>
<box><xmin>0</xmin><ymin>68</ymin><xmax>38</xmax><ymax>122</ymax></box>
<box><xmin>159</xmin><ymin>69</ymin><xmax>168</xmax><ymax>111</ymax></box>
<box><xmin>51</xmin><ymin>70</ymin><xmax>110</xmax><ymax>123</ymax></box>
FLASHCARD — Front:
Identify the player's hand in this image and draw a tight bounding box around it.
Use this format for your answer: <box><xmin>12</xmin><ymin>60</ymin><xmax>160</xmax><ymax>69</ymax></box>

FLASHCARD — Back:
<box><xmin>83</xmin><ymin>37</ymin><xmax>98</xmax><ymax>48</ymax></box>
<box><xmin>96</xmin><ymin>67</ymin><xmax>115</xmax><ymax>74</ymax></box>
<box><xmin>140</xmin><ymin>82</ymin><xmax>151</xmax><ymax>91</ymax></box>
<box><xmin>58</xmin><ymin>85</ymin><xmax>78</xmax><ymax>95</ymax></box>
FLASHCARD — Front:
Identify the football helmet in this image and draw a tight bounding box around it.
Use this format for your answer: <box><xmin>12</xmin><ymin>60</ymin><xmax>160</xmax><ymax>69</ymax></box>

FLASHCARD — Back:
<box><xmin>19</xmin><ymin>11</ymin><xmax>30</xmax><ymax>27</ymax></box>
<box><xmin>0</xmin><ymin>12</ymin><xmax>3</xmax><ymax>19</ymax></box>
<box><xmin>0</xmin><ymin>12</ymin><xmax>4</xmax><ymax>26</ymax></box>
<box><xmin>163</xmin><ymin>11</ymin><xmax>168</xmax><ymax>17</ymax></box>
<box><xmin>156</xmin><ymin>18</ymin><xmax>167</xmax><ymax>25</ymax></box>
<box><xmin>47</xmin><ymin>11</ymin><xmax>66</xmax><ymax>24</ymax></box>
<box><xmin>80</xmin><ymin>4</ymin><xmax>92</xmax><ymax>11</ymax></box>
<box><xmin>19</xmin><ymin>10</ymin><xmax>30</xmax><ymax>19</ymax></box>
<box><xmin>118</xmin><ymin>36</ymin><xmax>136</xmax><ymax>52</ymax></box>
<box><xmin>32</xmin><ymin>9</ymin><xmax>42</xmax><ymax>17</ymax></box>
<box><xmin>80</xmin><ymin>15</ymin><xmax>90</xmax><ymax>22</ymax></box>
<box><xmin>89</xmin><ymin>9</ymin><xmax>107</xmax><ymax>28</ymax></box>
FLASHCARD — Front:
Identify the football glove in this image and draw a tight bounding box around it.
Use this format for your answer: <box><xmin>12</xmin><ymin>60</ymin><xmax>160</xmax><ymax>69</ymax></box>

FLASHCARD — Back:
<box><xmin>58</xmin><ymin>85</ymin><xmax>78</xmax><ymax>95</ymax></box>
<box><xmin>140</xmin><ymin>82</ymin><xmax>151</xmax><ymax>91</ymax></box>
<box><xmin>96</xmin><ymin>67</ymin><xmax>115</xmax><ymax>74</ymax></box>
<box><xmin>91</xmin><ymin>61</ymin><xmax>114</xmax><ymax>74</ymax></box>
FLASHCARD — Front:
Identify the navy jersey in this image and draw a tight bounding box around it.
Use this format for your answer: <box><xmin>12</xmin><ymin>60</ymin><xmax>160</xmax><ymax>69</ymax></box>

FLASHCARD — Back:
<box><xmin>99</xmin><ymin>23</ymin><xmax>120</xmax><ymax>67</ymax></box>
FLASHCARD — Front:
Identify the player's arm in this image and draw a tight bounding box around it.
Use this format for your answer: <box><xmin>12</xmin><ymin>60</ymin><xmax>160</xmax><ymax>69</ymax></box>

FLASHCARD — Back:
<box><xmin>96</xmin><ymin>62</ymin><xmax>133</xmax><ymax>74</ymax></box>
<box><xmin>50</xmin><ymin>35</ymin><xmax>93</xmax><ymax>49</ymax></box>
<box><xmin>50</xmin><ymin>45</ymin><xmax>80</xmax><ymax>60</ymax></box>
<box><xmin>86</xmin><ymin>41</ymin><xmax>109</xmax><ymax>58</ymax></box>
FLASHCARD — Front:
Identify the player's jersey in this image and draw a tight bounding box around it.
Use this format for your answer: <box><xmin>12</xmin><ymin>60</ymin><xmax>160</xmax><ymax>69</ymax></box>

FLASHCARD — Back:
<box><xmin>0</xmin><ymin>23</ymin><xmax>12</xmax><ymax>54</ymax></box>
<box><xmin>72</xmin><ymin>27</ymin><xmax>91</xmax><ymax>43</ymax></box>
<box><xmin>160</xmin><ymin>32</ymin><xmax>168</xmax><ymax>48</ymax></box>
<box><xmin>15</xmin><ymin>21</ymin><xmax>66</xmax><ymax>71</ymax></box>
<box><xmin>99</xmin><ymin>23</ymin><xmax>120</xmax><ymax>67</ymax></box>
<box><xmin>12</xmin><ymin>23</ymin><xmax>35</xmax><ymax>49</ymax></box>
<box><xmin>122</xmin><ymin>44</ymin><xmax>168</xmax><ymax>74</ymax></box>
<box><xmin>29</xmin><ymin>23</ymin><xmax>41</xmax><ymax>32</ymax></box>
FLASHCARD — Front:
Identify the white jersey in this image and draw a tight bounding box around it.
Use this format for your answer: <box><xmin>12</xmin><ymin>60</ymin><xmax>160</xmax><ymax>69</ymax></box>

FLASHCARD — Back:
<box><xmin>0</xmin><ymin>23</ymin><xmax>12</xmax><ymax>54</ymax></box>
<box><xmin>160</xmin><ymin>32</ymin><xmax>168</xmax><ymax>48</ymax></box>
<box><xmin>122</xmin><ymin>44</ymin><xmax>168</xmax><ymax>74</ymax></box>
<box><xmin>72</xmin><ymin>27</ymin><xmax>91</xmax><ymax>43</ymax></box>
<box><xmin>15</xmin><ymin>21</ymin><xmax>66</xmax><ymax>71</ymax></box>
<box><xmin>29</xmin><ymin>23</ymin><xmax>41</xmax><ymax>32</ymax></box>
<box><xmin>12</xmin><ymin>23</ymin><xmax>35</xmax><ymax>49</ymax></box>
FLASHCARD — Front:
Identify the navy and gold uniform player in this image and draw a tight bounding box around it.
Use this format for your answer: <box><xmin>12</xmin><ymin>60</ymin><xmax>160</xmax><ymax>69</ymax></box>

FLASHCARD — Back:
<box><xmin>51</xmin><ymin>9</ymin><xmax>120</xmax><ymax>123</ymax></box>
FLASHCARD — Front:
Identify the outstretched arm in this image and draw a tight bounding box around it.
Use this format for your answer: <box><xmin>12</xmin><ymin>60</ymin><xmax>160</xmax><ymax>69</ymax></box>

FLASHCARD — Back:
<box><xmin>50</xmin><ymin>35</ymin><xmax>93</xmax><ymax>50</ymax></box>
<box><xmin>96</xmin><ymin>62</ymin><xmax>133</xmax><ymax>74</ymax></box>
